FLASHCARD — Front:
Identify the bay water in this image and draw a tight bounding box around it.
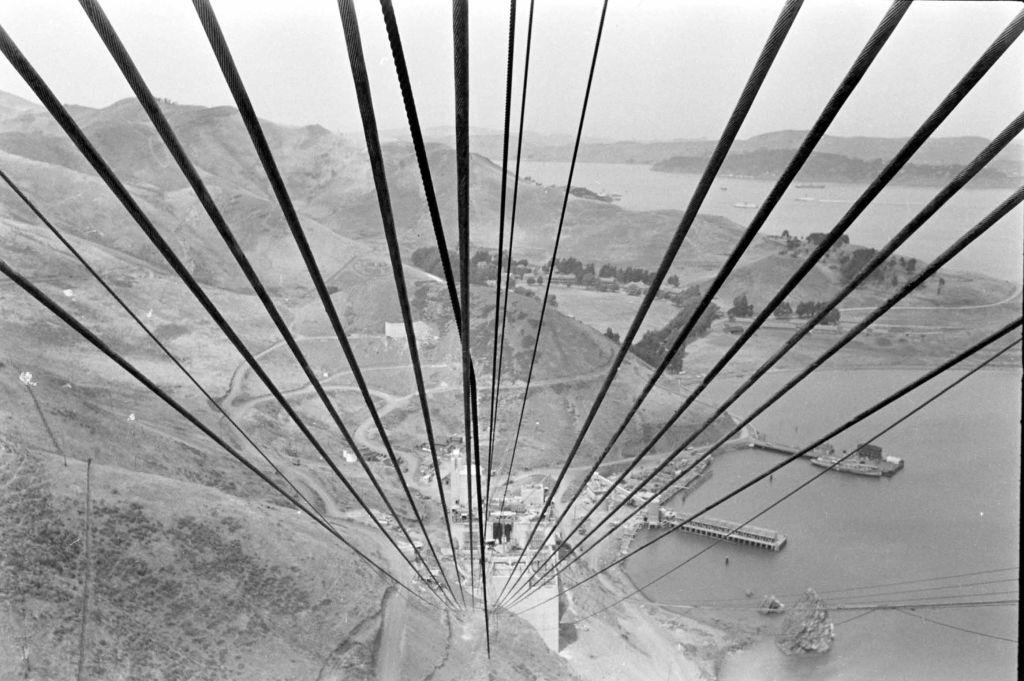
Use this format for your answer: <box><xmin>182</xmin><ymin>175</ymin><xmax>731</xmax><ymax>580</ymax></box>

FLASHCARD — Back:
<box><xmin>626</xmin><ymin>368</ymin><xmax>1020</xmax><ymax>681</ymax></box>
<box><xmin>518</xmin><ymin>161</ymin><xmax>1023</xmax><ymax>283</ymax></box>
<box><xmin>519</xmin><ymin>161</ymin><xmax>1022</xmax><ymax>679</ymax></box>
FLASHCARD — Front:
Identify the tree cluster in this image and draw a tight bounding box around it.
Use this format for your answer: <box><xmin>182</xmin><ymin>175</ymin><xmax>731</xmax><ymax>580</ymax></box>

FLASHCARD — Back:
<box><xmin>596</xmin><ymin>262</ymin><xmax>658</xmax><ymax>285</ymax></box>
<box><xmin>728</xmin><ymin>293</ymin><xmax>754</xmax><ymax>318</ymax></box>
<box><xmin>793</xmin><ymin>300</ymin><xmax>841</xmax><ymax>324</ymax></box>
<box><xmin>630</xmin><ymin>300</ymin><xmax>721</xmax><ymax>372</ymax></box>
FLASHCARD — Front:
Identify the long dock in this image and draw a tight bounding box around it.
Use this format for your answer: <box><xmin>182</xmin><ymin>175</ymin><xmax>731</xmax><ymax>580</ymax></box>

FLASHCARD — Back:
<box><xmin>746</xmin><ymin>437</ymin><xmax>811</xmax><ymax>458</ymax></box>
<box><xmin>669</xmin><ymin>516</ymin><xmax>787</xmax><ymax>551</ymax></box>
<box><xmin>743</xmin><ymin>429</ymin><xmax>827</xmax><ymax>459</ymax></box>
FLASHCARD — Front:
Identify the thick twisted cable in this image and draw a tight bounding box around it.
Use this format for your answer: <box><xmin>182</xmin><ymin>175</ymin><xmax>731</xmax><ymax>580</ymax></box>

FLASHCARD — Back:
<box><xmin>499</xmin><ymin>0</ymin><xmax>611</xmax><ymax>580</ymax></box>
<box><xmin>510</xmin><ymin>185</ymin><xmax>1024</xmax><ymax>605</ymax></box>
<box><xmin>379</xmin><ymin>0</ymin><xmax>462</xmax><ymax>325</ymax></box>
<box><xmin>485</xmin><ymin>0</ymin><xmax>518</xmax><ymax>509</ymax></box>
<box><xmin>0</xmin><ymin>168</ymin><xmax>335</xmax><ymax>535</ymax></box>
<box><xmin>0</xmin><ymin>22</ymin><xmax>440</xmax><ymax>596</ymax></box>
<box><xmin>538</xmin><ymin>335</ymin><xmax>1021</xmax><ymax>621</ymax></box>
<box><xmin>452</xmin><ymin>0</ymin><xmax>493</xmax><ymax>634</ymax></box>
<box><xmin>518</xmin><ymin>107</ymin><xmax>1024</xmax><ymax>592</ymax></box>
<box><xmin>81</xmin><ymin>0</ymin><xmax>456</xmax><ymax>603</ymax></box>
<box><xmin>510</xmin><ymin>317</ymin><xmax>1023</xmax><ymax>612</ymax></box>
<box><xmin>498</xmin><ymin>0</ymin><xmax>805</xmax><ymax>604</ymax></box>
<box><xmin>492</xmin><ymin>0</ymin><xmax>538</xmax><ymax>518</ymax></box>
<box><xmin>331</xmin><ymin>0</ymin><xmax>468</xmax><ymax>602</ymax></box>
<box><xmin>0</xmin><ymin>259</ymin><xmax>438</xmax><ymax>608</ymax></box>
<box><xmin>519</xmin><ymin>0</ymin><xmax>910</xmax><ymax>572</ymax></box>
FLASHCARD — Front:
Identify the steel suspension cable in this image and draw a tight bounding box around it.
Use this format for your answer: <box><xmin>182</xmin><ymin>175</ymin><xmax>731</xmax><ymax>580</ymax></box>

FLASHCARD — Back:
<box><xmin>80</xmin><ymin>0</ymin><xmax>457</xmax><ymax>604</ymax></box>
<box><xmin>840</xmin><ymin>599</ymin><xmax>1019</xmax><ymax>611</ymax></box>
<box><xmin>452</xmin><ymin>0</ymin><xmax>492</xmax><ymax>634</ymax></box>
<box><xmin>377</xmin><ymin>0</ymin><xmax>490</xmax><ymax>574</ymax></box>
<box><xmin>839</xmin><ymin>590</ymin><xmax>1020</xmax><ymax>605</ymax></box>
<box><xmin>641</xmin><ymin>581</ymin><xmax>1020</xmax><ymax>610</ymax></box>
<box><xmin>893</xmin><ymin>608</ymin><xmax>1018</xmax><ymax>644</ymax></box>
<box><xmin>483</xmin><ymin>0</ymin><xmax>520</xmax><ymax>509</ymax></box>
<box><xmin>0</xmin><ymin>23</ymin><xmax>443</xmax><ymax>600</ymax></box>
<box><xmin>491</xmin><ymin>0</ymin><xmax>537</xmax><ymax>517</ymax></box>
<box><xmin>650</xmin><ymin>579</ymin><xmax>1020</xmax><ymax>611</ymax></box>
<box><xmin>517</xmin><ymin>112</ymin><xmax>1024</xmax><ymax>595</ymax></box>
<box><xmin>332</xmin><ymin>0</ymin><xmax>472</xmax><ymax>604</ymax></box>
<box><xmin>498</xmin><ymin>0</ymin><xmax>805</xmax><ymax>604</ymax></box>
<box><xmin>0</xmin><ymin>168</ymin><xmax>336</xmax><ymax>534</ymax></box>
<box><xmin>548</xmin><ymin>336</ymin><xmax>1022</xmax><ymax>617</ymax></box>
<box><xmin>379</xmin><ymin>0</ymin><xmax>497</xmax><ymax>608</ymax></box>
<box><xmin>557</xmin><ymin>10</ymin><xmax>1024</xmax><ymax>542</ymax></box>
<box><xmin>658</xmin><ymin>567</ymin><xmax>1018</xmax><ymax>607</ymax></box>
<box><xmin>504</xmin><ymin>8</ymin><xmax>1024</xmax><ymax>604</ymax></box>
<box><xmin>509</xmin><ymin>320</ymin><xmax>1023</xmax><ymax>613</ymax></box>
<box><xmin>510</xmin><ymin>19</ymin><xmax>1024</xmax><ymax>592</ymax></box>
<box><xmin>0</xmin><ymin>259</ymin><xmax>439</xmax><ymax>608</ymax></box>
<box><xmin>378</xmin><ymin>0</ymin><xmax>462</xmax><ymax>324</ymax></box>
<box><xmin>198</xmin><ymin>0</ymin><xmax>461</xmax><ymax>604</ymax></box>
<box><xmin>509</xmin><ymin>183</ymin><xmax>1024</xmax><ymax>603</ymax></box>
<box><xmin>519</xmin><ymin>598</ymin><xmax>1018</xmax><ymax>635</ymax></box>
<box><xmin>512</xmin><ymin>0</ymin><xmax>910</xmax><ymax>590</ymax></box>
<box><xmin>831</xmin><ymin>579</ymin><xmax>1020</xmax><ymax>603</ymax></box>
<box><xmin>499</xmin><ymin>0</ymin><xmax>610</xmax><ymax>564</ymax></box>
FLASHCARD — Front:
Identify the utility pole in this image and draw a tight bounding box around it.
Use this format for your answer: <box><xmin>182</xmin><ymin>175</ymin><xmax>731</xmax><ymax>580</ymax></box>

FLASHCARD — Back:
<box><xmin>76</xmin><ymin>459</ymin><xmax>92</xmax><ymax>681</ymax></box>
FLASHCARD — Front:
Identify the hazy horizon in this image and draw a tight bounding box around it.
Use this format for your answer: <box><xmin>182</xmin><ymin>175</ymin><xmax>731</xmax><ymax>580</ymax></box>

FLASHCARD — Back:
<box><xmin>0</xmin><ymin>0</ymin><xmax>1021</xmax><ymax>144</ymax></box>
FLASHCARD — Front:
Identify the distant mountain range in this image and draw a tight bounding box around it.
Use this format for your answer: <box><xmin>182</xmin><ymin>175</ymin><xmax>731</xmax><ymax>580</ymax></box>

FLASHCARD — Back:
<box><xmin>456</xmin><ymin>127</ymin><xmax>1022</xmax><ymax>186</ymax></box>
<box><xmin>650</xmin><ymin>148</ymin><xmax>1016</xmax><ymax>187</ymax></box>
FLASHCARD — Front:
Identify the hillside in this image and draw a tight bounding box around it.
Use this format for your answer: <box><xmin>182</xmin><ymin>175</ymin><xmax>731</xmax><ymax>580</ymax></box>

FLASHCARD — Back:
<box><xmin>699</xmin><ymin>231</ymin><xmax>1019</xmax><ymax>311</ymax></box>
<box><xmin>0</xmin><ymin>446</ymin><xmax>588</xmax><ymax>680</ymax></box>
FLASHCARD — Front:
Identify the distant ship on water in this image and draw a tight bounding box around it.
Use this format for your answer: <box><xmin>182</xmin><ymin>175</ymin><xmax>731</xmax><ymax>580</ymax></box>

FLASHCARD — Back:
<box><xmin>795</xmin><ymin>182</ymin><xmax>827</xmax><ymax>188</ymax></box>
<box><xmin>810</xmin><ymin>443</ymin><xmax>904</xmax><ymax>477</ymax></box>
<box><xmin>732</xmin><ymin>201</ymin><xmax>758</xmax><ymax>209</ymax></box>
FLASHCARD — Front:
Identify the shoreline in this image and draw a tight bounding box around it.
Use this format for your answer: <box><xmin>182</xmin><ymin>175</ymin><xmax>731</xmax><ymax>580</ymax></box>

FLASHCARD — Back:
<box><xmin>613</xmin><ymin>530</ymin><xmax>771</xmax><ymax>680</ymax></box>
<box><xmin>591</xmin><ymin>362</ymin><xmax>1021</xmax><ymax>679</ymax></box>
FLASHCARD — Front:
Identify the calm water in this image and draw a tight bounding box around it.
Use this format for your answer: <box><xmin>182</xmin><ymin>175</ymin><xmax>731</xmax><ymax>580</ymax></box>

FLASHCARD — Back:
<box><xmin>624</xmin><ymin>369</ymin><xmax>1020</xmax><ymax>681</ymax></box>
<box><xmin>529</xmin><ymin>161</ymin><xmax>1022</xmax><ymax>678</ymax></box>
<box><xmin>519</xmin><ymin>161</ymin><xmax>1024</xmax><ymax>283</ymax></box>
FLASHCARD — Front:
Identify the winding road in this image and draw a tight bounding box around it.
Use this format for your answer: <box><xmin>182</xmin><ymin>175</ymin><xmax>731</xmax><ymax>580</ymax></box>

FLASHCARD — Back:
<box><xmin>838</xmin><ymin>283</ymin><xmax>1022</xmax><ymax>314</ymax></box>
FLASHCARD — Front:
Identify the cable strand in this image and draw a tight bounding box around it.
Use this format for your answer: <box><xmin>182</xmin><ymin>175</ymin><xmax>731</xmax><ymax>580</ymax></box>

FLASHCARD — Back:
<box><xmin>499</xmin><ymin>0</ymin><xmax>806</xmax><ymax>604</ymax></box>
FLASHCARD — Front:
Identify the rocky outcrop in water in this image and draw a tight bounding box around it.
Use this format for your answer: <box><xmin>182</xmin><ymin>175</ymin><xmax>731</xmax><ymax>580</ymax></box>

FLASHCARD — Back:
<box><xmin>775</xmin><ymin>588</ymin><xmax>834</xmax><ymax>655</ymax></box>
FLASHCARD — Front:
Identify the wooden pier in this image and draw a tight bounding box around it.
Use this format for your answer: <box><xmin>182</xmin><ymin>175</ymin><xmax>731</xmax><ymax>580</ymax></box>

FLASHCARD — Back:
<box><xmin>744</xmin><ymin>430</ymin><xmax>827</xmax><ymax>459</ymax></box>
<box><xmin>669</xmin><ymin>516</ymin><xmax>787</xmax><ymax>551</ymax></box>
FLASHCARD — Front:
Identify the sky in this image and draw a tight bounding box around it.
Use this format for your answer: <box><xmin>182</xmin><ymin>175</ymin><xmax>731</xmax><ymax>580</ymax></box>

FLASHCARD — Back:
<box><xmin>0</xmin><ymin>0</ymin><xmax>1021</xmax><ymax>143</ymax></box>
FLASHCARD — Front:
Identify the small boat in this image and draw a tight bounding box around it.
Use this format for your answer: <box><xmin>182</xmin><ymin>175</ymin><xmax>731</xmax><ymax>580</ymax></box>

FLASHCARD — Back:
<box><xmin>732</xmin><ymin>202</ymin><xmax>758</xmax><ymax>209</ymax></box>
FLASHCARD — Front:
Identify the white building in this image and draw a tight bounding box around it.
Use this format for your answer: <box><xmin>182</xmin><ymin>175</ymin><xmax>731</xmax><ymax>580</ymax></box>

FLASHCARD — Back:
<box><xmin>383</xmin><ymin>320</ymin><xmax>438</xmax><ymax>347</ymax></box>
<box><xmin>450</xmin><ymin>449</ymin><xmax>478</xmax><ymax>509</ymax></box>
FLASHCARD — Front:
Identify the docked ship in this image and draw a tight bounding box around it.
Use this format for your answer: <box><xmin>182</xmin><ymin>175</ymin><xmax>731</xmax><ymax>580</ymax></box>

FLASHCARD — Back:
<box><xmin>810</xmin><ymin>443</ymin><xmax>903</xmax><ymax>477</ymax></box>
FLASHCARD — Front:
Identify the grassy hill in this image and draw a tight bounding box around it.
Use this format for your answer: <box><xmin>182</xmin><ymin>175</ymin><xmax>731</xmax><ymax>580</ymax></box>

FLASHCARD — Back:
<box><xmin>701</xmin><ymin>231</ymin><xmax>1019</xmax><ymax>311</ymax></box>
<box><xmin>0</xmin><ymin>446</ymin><xmax>388</xmax><ymax>680</ymax></box>
<box><xmin>1</xmin><ymin>446</ymin><xmax>585</xmax><ymax>680</ymax></box>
